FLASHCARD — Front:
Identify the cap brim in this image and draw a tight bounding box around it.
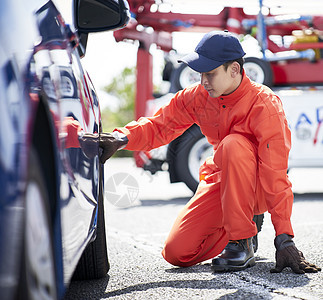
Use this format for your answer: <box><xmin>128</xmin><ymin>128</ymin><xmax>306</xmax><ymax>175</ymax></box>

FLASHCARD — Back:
<box><xmin>178</xmin><ymin>52</ymin><xmax>224</xmax><ymax>73</ymax></box>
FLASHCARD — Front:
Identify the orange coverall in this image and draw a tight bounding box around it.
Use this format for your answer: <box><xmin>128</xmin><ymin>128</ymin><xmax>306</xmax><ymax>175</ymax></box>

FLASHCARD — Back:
<box><xmin>115</xmin><ymin>73</ymin><xmax>294</xmax><ymax>267</ymax></box>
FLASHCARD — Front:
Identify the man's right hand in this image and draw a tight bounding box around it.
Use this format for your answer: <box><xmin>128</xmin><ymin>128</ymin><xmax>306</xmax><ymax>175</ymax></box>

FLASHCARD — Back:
<box><xmin>99</xmin><ymin>132</ymin><xmax>128</xmax><ymax>164</ymax></box>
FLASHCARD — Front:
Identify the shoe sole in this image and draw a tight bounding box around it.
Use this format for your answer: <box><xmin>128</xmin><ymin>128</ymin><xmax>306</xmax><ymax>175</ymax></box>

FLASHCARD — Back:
<box><xmin>211</xmin><ymin>257</ymin><xmax>256</xmax><ymax>273</ymax></box>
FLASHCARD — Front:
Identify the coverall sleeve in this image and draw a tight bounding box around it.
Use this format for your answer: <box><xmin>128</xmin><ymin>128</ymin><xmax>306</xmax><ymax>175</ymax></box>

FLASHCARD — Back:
<box><xmin>114</xmin><ymin>88</ymin><xmax>197</xmax><ymax>151</ymax></box>
<box><xmin>251</xmin><ymin>94</ymin><xmax>294</xmax><ymax>237</ymax></box>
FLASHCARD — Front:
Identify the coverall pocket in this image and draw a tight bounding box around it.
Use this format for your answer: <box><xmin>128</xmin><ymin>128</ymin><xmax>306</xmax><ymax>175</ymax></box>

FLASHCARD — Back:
<box><xmin>266</xmin><ymin>139</ymin><xmax>289</xmax><ymax>170</ymax></box>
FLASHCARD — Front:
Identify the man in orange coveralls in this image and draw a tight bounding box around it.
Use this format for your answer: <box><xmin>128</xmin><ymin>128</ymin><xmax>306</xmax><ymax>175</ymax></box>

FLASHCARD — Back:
<box><xmin>92</xmin><ymin>31</ymin><xmax>321</xmax><ymax>273</ymax></box>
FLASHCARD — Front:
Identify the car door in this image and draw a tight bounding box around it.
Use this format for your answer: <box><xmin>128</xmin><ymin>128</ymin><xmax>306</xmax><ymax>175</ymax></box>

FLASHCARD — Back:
<box><xmin>34</xmin><ymin>1</ymin><xmax>100</xmax><ymax>266</ymax></box>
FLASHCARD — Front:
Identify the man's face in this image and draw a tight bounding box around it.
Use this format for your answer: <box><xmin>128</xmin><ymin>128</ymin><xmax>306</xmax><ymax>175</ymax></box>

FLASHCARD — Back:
<box><xmin>200</xmin><ymin>65</ymin><xmax>236</xmax><ymax>98</ymax></box>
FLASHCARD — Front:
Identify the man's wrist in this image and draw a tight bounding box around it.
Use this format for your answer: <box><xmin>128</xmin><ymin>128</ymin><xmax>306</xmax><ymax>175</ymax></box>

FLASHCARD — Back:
<box><xmin>111</xmin><ymin>131</ymin><xmax>128</xmax><ymax>149</ymax></box>
<box><xmin>274</xmin><ymin>233</ymin><xmax>295</xmax><ymax>251</ymax></box>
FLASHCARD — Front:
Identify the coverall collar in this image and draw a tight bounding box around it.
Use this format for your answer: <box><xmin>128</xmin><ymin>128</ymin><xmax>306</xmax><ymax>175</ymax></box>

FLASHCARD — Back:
<box><xmin>216</xmin><ymin>70</ymin><xmax>250</xmax><ymax>105</ymax></box>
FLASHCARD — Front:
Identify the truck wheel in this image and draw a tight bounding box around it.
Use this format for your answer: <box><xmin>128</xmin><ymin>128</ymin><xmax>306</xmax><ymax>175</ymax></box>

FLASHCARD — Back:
<box><xmin>72</xmin><ymin>163</ymin><xmax>109</xmax><ymax>280</ymax></box>
<box><xmin>19</xmin><ymin>148</ymin><xmax>57</xmax><ymax>300</ymax></box>
<box><xmin>252</xmin><ymin>214</ymin><xmax>264</xmax><ymax>253</ymax></box>
<box><xmin>170</xmin><ymin>64</ymin><xmax>200</xmax><ymax>92</ymax></box>
<box><xmin>174</xmin><ymin>126</ymin><xmax>213</xmax><ymax>192</ymax></box>
<box><xmin>244</xmin><ymin>57</ymin><xmax>273</xmax><ymax>87</ymax></box>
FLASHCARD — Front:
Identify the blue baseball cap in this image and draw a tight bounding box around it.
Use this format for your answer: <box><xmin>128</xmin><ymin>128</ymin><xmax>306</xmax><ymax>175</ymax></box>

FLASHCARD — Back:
<box><xmin>178</xmin><ymin>30</ymin><xmax>246</xmax><ymax>73</ymax></box>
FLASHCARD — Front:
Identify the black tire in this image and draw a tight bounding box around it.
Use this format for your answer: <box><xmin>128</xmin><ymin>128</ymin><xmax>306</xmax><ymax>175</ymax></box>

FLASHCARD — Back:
<box><xmin>72</xmin><ymin>163</ymin><xmax>109</xmax><ymax>280</ymax></box>
<box><xmin>252</xmin><ymin>214</ymin><xmax>265</xmax><ymax>253</ymax></box>
<box><xmin>169</xmin><ymin>64</ymin><xmax>200</xmax><ymax>92</ymax></box>
<box><xmin>173</xmin><ymin>126</ymin><xmax>213</xmax><ymax>192</ymax></box>
<box><xmin>244</xmin><ymin>57</ymin><xmax>273</xmax><ymax>87</ymax></box>
<box><xmin>253</xmin><ymin>214</ymin><xmax>264</xmax><ymax>233</ymax></box>
<box><xmin>18</xmin><ymin>148</ymin><xmax>58</xmax><ymax>300</ymax></box>
<box><xmin>162</xmin><ymin>60</ymin><xmax>174</xmax><ymax>81</ymax></box>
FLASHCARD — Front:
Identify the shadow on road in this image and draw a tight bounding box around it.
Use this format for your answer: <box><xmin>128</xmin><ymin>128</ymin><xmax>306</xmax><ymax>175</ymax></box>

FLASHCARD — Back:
<box><xmin>111</xmin><ymin>192</ymin><xmax>323</xmax><ymax>211</ymax></box>
<box><xmin>139</xmin><ymin>197</ymin><xmax>190</xmax><ymax>207</ymax></box>
<box><xmin>111</xmin><ymin>197</ymin><xmax>191</xmax><ymax>210</ymax></box>
<box><xmin>65</xmin><ymin>259</ymin><xmax>312</xmax><ymax>300</ymax></box>
<box><xmin>164</xmin><ymin>260</ymin><xmax>311</xmax><ymax>296</ymax></box>
<box><xmin>64</xmin><ymin>275</ymin><xmax>111</xmax><ymax>300</ymax></box>
<box><xmin>293</xmin><ymin>193</ymin><xmax>323</xmax><ymax>202</ymax></box>
<box><xmin>103</xmin><ymin>278</ymin><xmax>236</xmax><ymax>298</ymax></box>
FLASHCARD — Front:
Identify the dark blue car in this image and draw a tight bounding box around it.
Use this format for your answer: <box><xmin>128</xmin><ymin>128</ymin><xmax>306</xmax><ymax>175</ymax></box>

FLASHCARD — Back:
<box><xmin>0</xmin><ymin>0</ymin><xmax>130</xmax><ymax>299</ymax></box>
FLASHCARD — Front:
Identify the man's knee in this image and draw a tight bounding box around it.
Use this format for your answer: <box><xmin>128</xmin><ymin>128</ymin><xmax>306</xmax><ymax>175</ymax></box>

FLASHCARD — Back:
<box><xmin>214</xmin><ymin>134</ymin><xmax>257</xmax><ymax>166</ymax></box>
<box><xmin>162</xmin><ymin>241</ymin><xmax>194</xmax><ymax>267</ymax></box>
<box><xmin>223</xmin><ymin>134</ymin><xmax>255</xmax><ymax>153</ymax></box>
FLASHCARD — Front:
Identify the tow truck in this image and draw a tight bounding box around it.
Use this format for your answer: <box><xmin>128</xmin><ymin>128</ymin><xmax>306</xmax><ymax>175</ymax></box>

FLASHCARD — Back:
<box><xmin>113</xmin><ymin>1</ymin><xmax>323</xmax><ymax>192</ymax></box>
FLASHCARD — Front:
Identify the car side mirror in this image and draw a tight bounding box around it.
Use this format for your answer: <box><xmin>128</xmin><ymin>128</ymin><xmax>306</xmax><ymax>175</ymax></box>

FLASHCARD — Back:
<box><xmin>73</xmin><ymin>0</ymin><xmax>130</xmax><ymax>56</ymax></box>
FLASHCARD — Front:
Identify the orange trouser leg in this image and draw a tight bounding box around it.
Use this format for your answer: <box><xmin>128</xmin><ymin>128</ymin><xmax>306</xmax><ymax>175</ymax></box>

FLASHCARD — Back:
<box><xmin>214</xmin><ymin>134</ymin><xmax>259</xmax><ymax>240</ymax></box>
<box><xmin>162</xmin><ymin>180</ymin><xmax>228</xmax><ymax>267</ymax></box>
<box><xmin>162</xmin><ymin>134</ymin><xmax>262</xmax><ymax>267</ymax></box>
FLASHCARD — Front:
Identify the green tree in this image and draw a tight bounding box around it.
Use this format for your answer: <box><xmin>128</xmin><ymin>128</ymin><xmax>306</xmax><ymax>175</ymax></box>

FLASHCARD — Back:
<box><xmin>101</xmin><ymin>66</ymin><xmax>135</xmax><ymax>132</ymax></box>
<box><xmin>101</xmin><ymin>67</ymin><xmax>136</xmax><ymax>157</ymax></box>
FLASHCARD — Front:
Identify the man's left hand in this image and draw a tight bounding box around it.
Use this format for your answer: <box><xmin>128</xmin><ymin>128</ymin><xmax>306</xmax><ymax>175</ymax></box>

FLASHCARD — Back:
<box><xmin>271</xmin><ymin>234</ymin><xmax>321</xmax><ymax>274</ymax></box>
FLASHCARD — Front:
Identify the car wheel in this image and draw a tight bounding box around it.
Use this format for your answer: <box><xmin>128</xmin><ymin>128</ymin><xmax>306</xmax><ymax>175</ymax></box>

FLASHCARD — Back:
<box><xmin>174</xmin><ymin>126</ymin><xmax>213</xmax><ymax>192</ymax></box>
<box><xmin>170</xmin><ymin>64</ymin><xmax>200</xmax><ymax>92</ymax></box>
<box><xmin>19</xmin><ymin>148</ymin><xmax>57</xmax><ymax>300</ymax></box>
<box><xmin>72</xmin><ymin>163</ymin><xmax>109</xmax><ymax>280</ymax></box>
<box><xmin>244</xmin><ymin>57</ymin><xmax>273</xmax><ymax>87</ymax></box>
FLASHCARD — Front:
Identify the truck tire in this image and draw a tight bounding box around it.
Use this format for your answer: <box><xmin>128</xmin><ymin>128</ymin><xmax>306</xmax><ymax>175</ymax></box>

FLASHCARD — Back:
<box><xmin>169</xmin><ymin>64</ymin><xmax>200</xmax><ymax>92</ymax></box>
<box><xmin>244</xmin><ymin>57</ymin><xmax>273</xmax><ymax>87</ymax></box>
<box><xmin>174</xmin><ymin>126</ymin><xmax>213</xmax><ymax>192</ymax></box>
<box><xmin>72</xmin><ymin>163</ymin><xmax>109</xmax><ymax>280</ymax></box>
<box><xmin>252</xmin><ymin>214</ymin><xmax>265</xmax><ymax>253</ymax></box>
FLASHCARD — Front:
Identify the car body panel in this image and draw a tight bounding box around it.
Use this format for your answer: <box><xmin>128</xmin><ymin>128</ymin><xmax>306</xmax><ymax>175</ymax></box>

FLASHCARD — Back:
<box><xmin>0</xmin><ymin>0</ymin><xmax>108</xmax><ymax>298</ymax></box>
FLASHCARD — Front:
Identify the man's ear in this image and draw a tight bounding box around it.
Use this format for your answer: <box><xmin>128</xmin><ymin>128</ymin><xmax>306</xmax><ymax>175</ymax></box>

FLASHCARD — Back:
<box><xmin>230</xmin><ymin>61</ymin><xmax>240</xmax><ymax>77</ymax></box>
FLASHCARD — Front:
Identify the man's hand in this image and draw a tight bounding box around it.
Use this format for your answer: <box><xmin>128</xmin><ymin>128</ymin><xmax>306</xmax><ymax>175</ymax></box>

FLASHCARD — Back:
<box><xmin>78</xmin><ymin>132</ymin><xmax>128</xmax><ymax>163</ymax></box>
<box><xmin>99</xmin><ymin>132</ymin><xmax>128</xmax><ymax>163</ymax></box>
<box><xmin>270</xmin><ymin>234</ymin><xmax>321</xmax><ymax>274</ymax></box>
<box><xmin>78</xmin><ymin>132</ymin><xmax>99</xmax><ymax>159</ymax></box>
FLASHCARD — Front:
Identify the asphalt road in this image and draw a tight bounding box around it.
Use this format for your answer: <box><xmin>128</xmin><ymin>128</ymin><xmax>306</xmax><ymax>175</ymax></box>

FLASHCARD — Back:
<box><xmin>64</xmin><ymin>157</ymin><xmax>323</xmax><ymax>300</ymax></box>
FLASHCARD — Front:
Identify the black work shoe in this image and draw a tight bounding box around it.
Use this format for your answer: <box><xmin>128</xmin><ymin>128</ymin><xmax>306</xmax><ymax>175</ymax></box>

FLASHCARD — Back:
<box><xmin>211</xmin><ymin>237</ymin><xmax>255</xmax><ymax>272</ymax></box>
